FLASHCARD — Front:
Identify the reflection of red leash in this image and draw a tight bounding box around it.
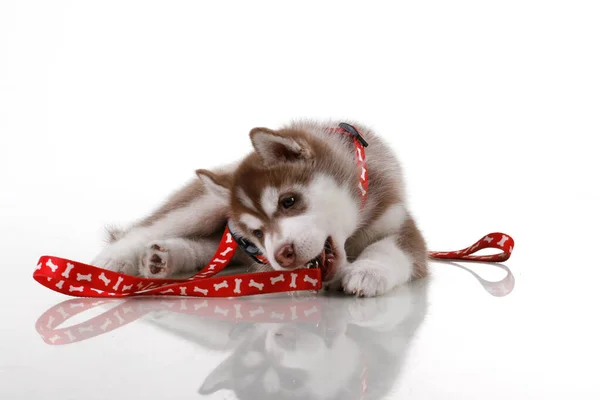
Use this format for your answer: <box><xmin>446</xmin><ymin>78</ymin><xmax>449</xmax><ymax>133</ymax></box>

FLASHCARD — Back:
<box><xmin>32</xmin><ymin>123</ymin><xmax>514</xmax><ymax>299</ymax></box>
<box><xmin>36</xmin><ymin>296</ymin><xmax>323</xmax><ymax>346</ymax></box>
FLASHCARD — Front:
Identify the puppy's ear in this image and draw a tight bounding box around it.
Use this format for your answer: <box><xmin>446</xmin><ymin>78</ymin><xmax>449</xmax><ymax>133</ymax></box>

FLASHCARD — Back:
<box><xmin>195</xmin><ymin>169</ymin><xmax>231</xmax><ymax>199</ymax></box>
<box><xmin>250</xmin><ymin>127</ymin><xmax>313</xmax><ymax>165</ymax></box>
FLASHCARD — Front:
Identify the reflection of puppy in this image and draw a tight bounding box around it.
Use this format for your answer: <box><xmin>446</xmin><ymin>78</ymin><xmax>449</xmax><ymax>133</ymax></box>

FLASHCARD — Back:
<box><xmin>147</xmin><ymin>279</ymin><xmax>429</xmax><ymax>400</ymax></box>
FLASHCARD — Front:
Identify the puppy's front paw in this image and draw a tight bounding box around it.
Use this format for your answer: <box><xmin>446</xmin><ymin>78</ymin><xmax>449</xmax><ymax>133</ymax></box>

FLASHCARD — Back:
<box><xmin>341</xmin><ymin>260</ymin><xmax>393</xmax><ymax>297</ymax></box>
<box><xmin>139</xmin><ymin>242</ymin><xmax>173</xmax><ymax>278</ymax></box>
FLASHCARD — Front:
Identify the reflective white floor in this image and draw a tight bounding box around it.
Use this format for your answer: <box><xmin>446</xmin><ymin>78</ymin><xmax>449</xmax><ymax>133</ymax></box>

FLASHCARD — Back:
<box><xmin>2</xmin><ymin>206</ymin><xmax>600</xmax><ymax>399</ymax></box>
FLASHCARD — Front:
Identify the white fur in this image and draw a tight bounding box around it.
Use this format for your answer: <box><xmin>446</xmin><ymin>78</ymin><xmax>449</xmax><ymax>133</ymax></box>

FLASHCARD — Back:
<box><xmin>365</xmin><ymin>203</ymin><xmax>407</xmax><ymax>238</ymax></box>
<box><xmin>91</xmin><ymin>190</ymin><xmax>227</xmax><ymax>274</ymax></box>
<box><xmin>264</xmin><ymin>174</ymin><xmax>359</xmax><ymax>270</ymax></box>
<box><xmin>239</xmin><ymin>213</ymin><xmax>263</xmax><ymax>231</ymax></box>
<box><xmin>260</xmin><ymin>186</ymin><xmax>279</xmax><ymax>218</ymax></box>
<box><xmin>341</xmin><ymin>236</ymin><xmax>413</xmax><ymax>297</ymax></box>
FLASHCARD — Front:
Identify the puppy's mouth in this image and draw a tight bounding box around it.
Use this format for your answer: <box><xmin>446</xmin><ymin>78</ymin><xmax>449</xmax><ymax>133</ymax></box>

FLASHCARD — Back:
<box><xmin>305</xmin><ymin>236</ymin><xmax>336</xmax><ymax>281</ymax></box>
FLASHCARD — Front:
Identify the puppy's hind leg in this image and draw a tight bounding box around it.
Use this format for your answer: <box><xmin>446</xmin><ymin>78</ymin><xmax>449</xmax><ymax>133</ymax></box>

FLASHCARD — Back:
<box><xmin>91</xmin><ymin>167</ymin><xmax>235</xmax><ymax>275</ymax></box>
<box><xmin>139</xmin><ymin>237</ymin><xmax>224</xmax><ymax>279</ymax></box>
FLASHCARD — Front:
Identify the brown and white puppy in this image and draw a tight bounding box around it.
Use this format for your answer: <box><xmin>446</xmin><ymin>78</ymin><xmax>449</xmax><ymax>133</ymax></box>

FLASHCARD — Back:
<box><xmin>91</xmin><ymin>120</ymin><xmax>428</xmax><ymax>297</ymax></box>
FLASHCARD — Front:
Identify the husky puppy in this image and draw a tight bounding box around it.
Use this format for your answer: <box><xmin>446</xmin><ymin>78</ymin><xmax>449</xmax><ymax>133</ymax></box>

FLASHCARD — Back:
<box><xmin>91</xmin><ymin>120</ymin><xmax>428</xmax><ymax>297</ymax></box>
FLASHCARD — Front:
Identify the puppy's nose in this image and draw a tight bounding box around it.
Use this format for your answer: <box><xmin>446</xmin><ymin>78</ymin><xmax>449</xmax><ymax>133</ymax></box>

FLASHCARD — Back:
<box><xmin>275</xmin><ymin>243</ymin><xmax>296</xmax><ymax>268</ymax></box>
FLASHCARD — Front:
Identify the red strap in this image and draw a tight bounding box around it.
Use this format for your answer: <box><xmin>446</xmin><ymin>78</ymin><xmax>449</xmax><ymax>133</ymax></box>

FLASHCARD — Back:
<box><xmin>429</xmin><ymin>232</ymin><xmax>514</xmax><ymax>262</ymax></box>
<box><xmin>33</xmin><ymin>226</ymin><xmax>322</xmax><ymax>298</ymax></box>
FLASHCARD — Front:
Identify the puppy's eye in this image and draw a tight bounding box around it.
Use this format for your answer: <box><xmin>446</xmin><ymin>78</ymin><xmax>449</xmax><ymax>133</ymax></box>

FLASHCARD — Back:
<box><xmin>253</xmin><ymin>230</ymin><xmax>264</xmax><ymax>239</ymax></box>
<box><xmin>280</xmin><ymin>196</ymin><xmax>296</xmax><ymax>209</ymax></box>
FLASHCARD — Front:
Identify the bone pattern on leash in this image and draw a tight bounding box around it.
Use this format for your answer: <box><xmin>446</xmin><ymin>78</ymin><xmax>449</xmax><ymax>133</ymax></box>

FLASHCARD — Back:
<box><xmin>213</xmin><ymin>281</ymin><xmax>228</xmax><ymax>291</ymax></box>
<box><xmin>112</xmin><ymin>277</ymin><xmax>124</xmax><ymax>291</ymax></box>
<box><xmin>233</xmin><ymin>278</ymin><xmax>242</xmax><ymax>294</ymax></box>
<box><xmin>62</xmin><ymin>263</ymin><xmax>75</xmax><ymax>278</ymax></box>
<box><xmin>290</xmin><ymin>273</ymin><xmax>298</xmax><ymax>288</ymax></box>
<box><xmin>76</xmin><ymin>273</ymin><xmax>92</xmax><ymax>282</ymax></box>
<box><xmin>249</xmin><ymin>280</ymin><xmax>264</xmax><ymax>291</ymax></box>
<box><xmin>303</xmin><ymin>275</ymin><xmax>318</xmax><ymax>287</ymax></box>
<box><xmin>46</xmin><ymin>259</ymin><xmax>58</xmax><ymax>272</ymax></box>
<box><xmin>270</xmin><ymin>274</ymin><xmax>284</xmax><ymax>285</ymax></box>
<box><xmin>220</xmin><ymin>247</ymin><xmax>234</xmax><ymax>257</ymax></box>
<box><xmin>194</xmin><ymin>287</ymin><xmax>208</xmax><ymax>295</ymax></box>
<box><xmin>98</xmin><ymin>272</ymin><xmax>111</xmax><ymax>286</ymax></box>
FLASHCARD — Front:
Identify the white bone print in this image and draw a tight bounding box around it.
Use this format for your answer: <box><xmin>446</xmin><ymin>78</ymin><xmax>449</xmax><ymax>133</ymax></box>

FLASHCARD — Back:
<box><xmin>194</xmin><ymin>300</ymin><xmax>208</xmax><ymax>310</ymax></box>
<box><xmin>46</xmin><ymin>316</ymin><xmax>55</xmax><ymax>329</ymax></box>
<box><xmin>303</xmin><ymin>275</ymin><xmax>318</xmax><ymax>287</ymax></box>
<box><xmin>233</xmin><ymin>278</ymin><xmax>242</xmax><ymax>294</ymax></box>
<box><xmin>48</xmin><ymin>335</ymin><xmax>61</xmax><ymax>344</ymax></box>
<box><xmin>36</xmin><ymin>262</ymin><xmax>42</xmax><ymax>271</ymax></box>
<box><xmin>56</xmin><ymin>307</ymin><xmax>69</xmax><ymax>319</ymax></box>
<box><xmin>69</xmin><ymin>285</ymin><xmax>84</xmax><ymax>293</ymax></box>
<box><xmin>290</xmin><ymin>305</ymin><xmax>298</xmax><ymax>320</ymax></box>
<box><xmin>194</xmin><ymin>287</ymin><xmax>208</xmax><ymax>295</ymax></box>
<box><xmin>160</xmin><ymin>288</ymin><xmax>174</xmax><ymax>294</ymax></box>
<box><xmin>78</xmin><ymin>326</ymin><xmax>94</xmax><ymax>333</ymax></box>
<box><xmin>213</xmin><ymin>258</ymin><xmax>227</xmax><ymax>264</ymax></box>
<box><xmin>234</xmin><ymin>304</ymin><xmax>243</xmax><ymax>319</ymax></box>
<box><xmin>249</xmin><ymin>280</ymin><xmax>264</xmax><ymax>291</ymax></box>
<box><xmin>271</xmin><ymin>312</ymin><xmax>285</xmax><ymax>320</ymax></box>
<box><xmin>356</xmin><ymin>147</ymin><xmax>364</xmax><ymax>161</ymax></box>
<box><xmin>289</xmin><ymin>273</ymin><xmax>298</xmax><ymax>288</ymax></box>
<box><xmin>98</xmin><ymin>273</ymin><xmax>111</xmax><ymax>286</ymax></box>
<box><xmin>226</xmin><ymin>233</ymin><xmax>233</xmax><ymax>243</ymax></box>
<box><xmin>208</xmin><ymin>264</ymin><xmax>216</xmax><ymax>270</ymax></box>
<box><xmin>249</xmin><ymin>307</ymin><xmax>264</xmax><ymax>317</ymax></box>
<box><xmin>46</xmin><ymin>259</ymin><xmax>59</xmax><ymax>272</ymax></box>
<box><xmin>112</xmin><ymin>277</ymin><xmax>124</xmax><ymax>291</ymax></box>
<box><xmin>220</xmin><ymin>247</ymin><xmax>233</xmax><ymax>257</ymax></box>
<box><xmin>213</xmin><ymin>281</ymin><xmax>229</xmax><ymax>291</ymax></box>
<box><xmin>70</xmin><ymin>303</ymin><xmax>84</xmax><ymax>309</ymax></box>
<box><xmin>484</xmin><ymin>236</ymin><xmax>493</xmax><ymax>243</ymax></box>
<box><xmin>122</xmin><ymin>284</ymin><xmax>133</xmax><ymax>292</ymax></box>
<box><xmin>114</xmin><ymin>311</ymin><xmax>125</xmax><ymax>325</ymax></box>
<box><xmin>361</xmin><ymin>166</ymin><xmax>367</xmax><ymax>180</ymax></box>
<box><xmin>270</xmin><ymin>274</ymin><xmax>284</xmax><ymax>285</ymax></box>
<box><xmin>91</xmin><ymin>288</ymin><xmax>104</xmax><ymax>294</ymax></box>
<box><xmin>56</xmin><ymin>280</ymin><xmax>65</xmax><ymax>290</ymax></box>
<box><xmin>76</xmin><ymin>273</ymin><xmax>92</xmax><ymax>282</ymax></box>
<box><xmin>100</xmin><ymin>318</ymin><xmax>112</xmax><ymax>331</ymax></box>
<box><xmin>304</xmin><ymin>306</ymin><xmax>318</xmax><ymax>316</ymax></box>
<box><xmin>62</xmin><ymin>263</ymin><xmax>75</xmax><ymax>278</ymax></box>
<box><xmin>358</xmin><ymin>182</ymin><xmax>367</xmax><ymax>197</ymax></box>
<box><xmin>179</xmin><ymin>287</ymin><xmax>187</xmax><ymax>296</ymax></box>
<box><xmin>64</xmin><ymin>330</ymin><xmax>76</xmax><ymax>342</ymax></box>
<box><xmin>214</xmin><ymin>306</ymin><xmax>229</xmax><ymax>316</ymax></box>
<box><xmin>497</xmin><ymin>235</ymin><xmax>509</xmax><ymax>247</ymax></box>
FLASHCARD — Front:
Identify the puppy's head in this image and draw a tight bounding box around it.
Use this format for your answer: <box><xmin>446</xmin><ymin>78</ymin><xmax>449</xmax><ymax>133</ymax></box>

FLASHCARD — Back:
<box><xmin>201</xmin><ymin>126</ymin><xmax>361</xmax><ymax>281</ymax></box>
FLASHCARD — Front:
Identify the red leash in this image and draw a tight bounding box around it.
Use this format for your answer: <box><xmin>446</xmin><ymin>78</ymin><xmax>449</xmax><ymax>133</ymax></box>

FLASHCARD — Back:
<box><xmin>32</xmin><ymin>230</ymin><xmax>513</xmax><ymax>298</ymax></box>
<box><xmin>32</xmin><ymin>123</ymin><xmax>514</xmax><ymax>298</ymax></box>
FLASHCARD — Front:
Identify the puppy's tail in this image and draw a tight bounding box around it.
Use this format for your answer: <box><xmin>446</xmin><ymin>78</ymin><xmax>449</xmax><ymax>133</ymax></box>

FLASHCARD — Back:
<box><xmin>104</xmin><ymin>224</ymin><xmax>126</xmax><ymax>243</ymax></box>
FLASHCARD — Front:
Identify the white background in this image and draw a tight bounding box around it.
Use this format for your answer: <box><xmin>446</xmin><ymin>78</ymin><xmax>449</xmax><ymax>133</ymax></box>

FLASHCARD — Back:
<box><xmin>1</xmin><ymin>1</ymin><xmax>599</xmax><ymax>399</ymax></box>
